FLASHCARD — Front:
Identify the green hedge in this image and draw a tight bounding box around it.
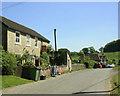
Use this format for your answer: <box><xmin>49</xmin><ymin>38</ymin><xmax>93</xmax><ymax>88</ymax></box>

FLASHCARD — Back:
<box><xmin>2</xmin><ymin>49</ymin><xmax>17</xmax><ymax>75</ymax></box>
<box><xmin>81</xmin><ymin>56</ymin><xmax>96</xmax><ymax>68</ymax></box>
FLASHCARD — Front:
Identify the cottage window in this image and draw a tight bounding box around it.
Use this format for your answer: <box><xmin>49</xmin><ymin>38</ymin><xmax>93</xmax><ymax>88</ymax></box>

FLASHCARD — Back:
<box><xmin>16</xmin><ymin>31</ymin><xmax>20</xmax><ymax>44</ymax></box>
<box><xmin>26</xmin><ymin>34</ymin><xmax>31</xmax><ymax>46</ymax></box>
<box><xmin>35</xmin><ymin>37</ymin><xmax>38</xmax><ymax>48</ymax></box>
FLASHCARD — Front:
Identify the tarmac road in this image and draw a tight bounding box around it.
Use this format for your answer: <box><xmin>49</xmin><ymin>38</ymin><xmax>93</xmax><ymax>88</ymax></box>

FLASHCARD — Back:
<box><xmin>2</xmin><ymin>68</ymin><xmax>113</xmax><ymax>94</ymax></box>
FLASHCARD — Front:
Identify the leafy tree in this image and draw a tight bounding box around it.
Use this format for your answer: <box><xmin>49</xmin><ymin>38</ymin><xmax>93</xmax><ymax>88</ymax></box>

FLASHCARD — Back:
<box><xmin>88</xmin><ymin>46</ymin><xmax>96</xmax><ymax>53</ymax></box>
<box><xmin>46</xmin><ymin>45</ymin><xmax>54</xmax><ymax>55</ymax></box>
<box><xmin>58</xmin><ymin>48</ymin><xmax>70</xmax><ymax>55</ymax></box>
<box><xmin>99</xmin><ymin>47</ymin><xmax>104</xmax><ymax>53</ymax></box>
<box><xmin>104</xmin><ymin>39</ymin><xmax>120</xmax><ymax>52</ymax></box>
<box><xmin>81</xmin><ymin>56</ymin><xmax>96</xmax><ymax>68</ymax></box>
<box><xmin>78</xmin><ymin>50</ymin><xmax>84</xmax><ymax>56</ymax></box>
<box><xmin>54</xmin><ymin>51</ymin><xmax>67</xmax><ymax>65</ymax></box>
<box><xmin>82</xmin><ymin>48</ymin><xmax>89</xmax><ymax>54</ymax></box>
<box><xmin>70</xmin><ymin>52</ymin><xmax>79</xmax><ymax>56</ymax></box>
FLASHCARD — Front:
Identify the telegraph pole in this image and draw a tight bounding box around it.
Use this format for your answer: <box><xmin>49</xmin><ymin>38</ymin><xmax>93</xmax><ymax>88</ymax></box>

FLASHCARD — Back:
<box><xmin>54</xmin><ymin>29</ymin><xmax>57</xmax><ymax>51</ymax></box>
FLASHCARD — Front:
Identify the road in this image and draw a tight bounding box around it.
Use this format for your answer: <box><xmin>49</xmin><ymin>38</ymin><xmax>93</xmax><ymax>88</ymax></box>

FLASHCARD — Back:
<box><xmin>2</xmin><ymin>68</ymin><xmax>113</xmax><ymax>94</ymax></box>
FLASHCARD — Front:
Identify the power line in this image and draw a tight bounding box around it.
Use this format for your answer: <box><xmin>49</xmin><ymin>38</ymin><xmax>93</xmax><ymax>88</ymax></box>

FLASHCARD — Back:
<box><xmin>43</xmin><ymin>29</ymin><xmax>53</xmax><ymax>36</ymax></box>
<box><xmin>2</xmin><ymin>2</ymin><xmax>24</xmax><ymax>10</ymax></box>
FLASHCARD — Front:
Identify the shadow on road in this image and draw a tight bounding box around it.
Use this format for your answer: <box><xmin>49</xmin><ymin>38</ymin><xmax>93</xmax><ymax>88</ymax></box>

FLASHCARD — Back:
<box><xmin>72</xmin><ymin>85</ymin><xmax>120</xmax><ymax>94</ymax></box>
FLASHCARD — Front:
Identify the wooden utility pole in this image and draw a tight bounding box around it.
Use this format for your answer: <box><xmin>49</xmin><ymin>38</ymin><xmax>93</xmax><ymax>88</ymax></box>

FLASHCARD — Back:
<box><xmin>54</xmin><ymin>29</ymin><xmax>57</xmax><ymax>51</ymax></box>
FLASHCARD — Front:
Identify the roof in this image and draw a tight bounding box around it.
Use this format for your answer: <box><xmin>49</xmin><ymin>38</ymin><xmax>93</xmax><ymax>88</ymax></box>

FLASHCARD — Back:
<box><xmin>0</xmin><ymin>16</ymin><xmax>50</xmax><ymax>43</ymax></box>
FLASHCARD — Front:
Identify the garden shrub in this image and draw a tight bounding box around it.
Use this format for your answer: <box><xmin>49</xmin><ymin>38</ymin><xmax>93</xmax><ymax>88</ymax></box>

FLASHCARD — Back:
<box><xmin>54</xmin><ymin>51</ymin><xmax>67</xmax><ymax>65</ymax></box>
<box><xmin>2</xmin><ymin>49</ymin><xmax>17</xmax><ymax>75</ymax></box>
<box><xmin>81</xmin><ymin>56</ymin><xmax>96</xmax><ymax>68</ymax></box>
<box><xmin>42</xmin><ymin>52</ymin><xmax>49</xmax><ymax>64</ymax></box>
<box><xmin>39</xmin><ymin>52</ymin><xmax>49</xmax><ymax>68</ymax></box>
<box><xmin>24</xmin><ymin>61</ymin><xmax>34</xmax><ymax>66</ymax></box>
<box><xmin>16</xmin><ymin>55</ymin><xmax>22</xmax><ymax>66</ymax></box>
<box><xmin>21</xmin><ymin>50</ymin><xmax>31</xmax><ymax>61</ymax></box>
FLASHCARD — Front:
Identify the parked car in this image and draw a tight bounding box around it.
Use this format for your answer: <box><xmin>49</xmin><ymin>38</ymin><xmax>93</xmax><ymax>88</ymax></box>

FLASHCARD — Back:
<box><xmin>93</xmin><ymin>63</ymin><xmax>101</xmax><ymax>68</ymax></box>
<box><xmin>101</xmin><ymin>63</ymin><xmax>107</xmax><ymax>68</ymax></box>
<box><xmin>106</xmin><ymin>64</ymin><xmax>115</xmax><ymax>68</ymax></box>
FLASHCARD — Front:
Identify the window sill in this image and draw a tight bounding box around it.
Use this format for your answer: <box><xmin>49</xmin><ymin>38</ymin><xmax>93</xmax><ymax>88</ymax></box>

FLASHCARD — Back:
<box><xmin>15</xmin><ymin>43</ymin><xmax>21</xmax><ymax>45</ymax></box>
<box><xmin>26</xmin><ymin>45</ymin><xmax>31</xmax><ymax>47</ymax></box>
<box><xmin>35</xmin><ymin>46</ymin><xmax>38</xmax><ymax>48</ymax></box>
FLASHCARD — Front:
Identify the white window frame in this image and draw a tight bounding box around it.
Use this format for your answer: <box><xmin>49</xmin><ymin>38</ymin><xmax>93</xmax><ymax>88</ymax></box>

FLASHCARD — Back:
<box><xmin>26</xmin><ymin>34</ymin><xmax>31</xmax><ymax>46</ymax></box>
<box><xmin>35</xmin><ymin>37</ymin><xmax>38</xmax><ymax>48</ymax></box>
<box><xmin>15</xmin><ymin>31</ymin><xmax>21</xmax><ymax>45</ymax></box>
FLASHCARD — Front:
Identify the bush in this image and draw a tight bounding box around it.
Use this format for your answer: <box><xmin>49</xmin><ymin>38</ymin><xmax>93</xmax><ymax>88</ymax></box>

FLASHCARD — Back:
<box><xmin>42</xmin><ymin>52</ymin><xmax>49</xmax><ymax>64</ymax></box>
<box><xmin>21</xmin><ymin>50</ymin><xmax>31</xmax><ymax>60</ymax></box>
<box><xmin>24</xmin><ymin>61</ymin><xmax>34</xmax><ymax>66</ymax></box>
<box><xmin>2</xmin><ymin>49</ymin><xmax>17</xmax><ymax>75</ymax></box>
<box><xmin>81</xmin><ymin>56</ymin><xmax>96</xmax><ymax>68</ymax></box>
<box><xmin>39</xmin><ymin>52</ymin><xmax>49</xmax><ymax>68</ymax></box>
<box><xmin>16</xmin><ymin>55</ymin><xmax>22</xmax><ymax>66</ymax></box>
<box><xmin>54</xmin><ymin>51</ymin><xmax>67</xmax><ymax>65</ymax></box>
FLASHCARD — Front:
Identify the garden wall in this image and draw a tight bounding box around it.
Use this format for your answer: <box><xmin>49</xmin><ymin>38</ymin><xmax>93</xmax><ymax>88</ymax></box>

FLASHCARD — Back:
<box><xmin>40</xmin><ymin>64</ymin><xmax>85</xmax><ymax>77</ymax></box>
<box><xmin>14</xmin><ymin>64</ymin><xmax>86</xmax><ymax>78</ymax></box>
<box><xmin>72</xmin><ymin>64</ymin><xmax>86</xmax><ymax>70</ymax></box>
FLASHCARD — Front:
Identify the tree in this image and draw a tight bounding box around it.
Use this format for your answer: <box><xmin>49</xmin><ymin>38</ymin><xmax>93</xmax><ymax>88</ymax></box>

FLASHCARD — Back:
<box><xmin>46</xmin><ymin>45</ymin><xmax>54</xmax><ymax>55</ymax></box>
<box><xmin>104</xmin><ymin>39</ymin><xmax>120</xmax><ymax>52</ymax></box>
<box><xmin>58</xmin><ymin>48</ymin><xmax>70</xmax><ymax>55</ymax></box>
<box><xmin>82</xmin><ymin>48</ymin><xmax>89</xmax><ymax>54</ymax></box>
<box><xmin>78</xmin><ymin>50</ymin><xmax>84</xmax><ymax>56</ymax></box>
<box><xmin>99</xmin><ymin>47</ymin><xmax>104</xmax><ymax>53</ymax></box>
<box><xmin>88</xmin><ymin>46</ymin><xmax>96</xmax><ymax>54</ymax></box>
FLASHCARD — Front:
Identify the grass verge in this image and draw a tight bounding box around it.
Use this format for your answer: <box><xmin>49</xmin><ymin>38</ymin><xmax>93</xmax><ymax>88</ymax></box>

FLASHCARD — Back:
<box><xmin>2</xmin><ymin>75</ymin><xmax>33</xmax><ymax>89</ymax></box>
<box><xmin>104</xmin><ymin>52</ymin><xmax>120</xmax><ymax>65</ymax></box>
<box><xmin>110</xmin><ymin>66</ymin><xmax>120</xmax><ymax>95</ymax></box>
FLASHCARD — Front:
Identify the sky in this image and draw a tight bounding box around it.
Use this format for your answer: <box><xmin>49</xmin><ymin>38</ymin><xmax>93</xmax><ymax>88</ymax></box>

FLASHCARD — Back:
<box><xmin>2</xmin><ymin>2</ymin><xmax>118</xmax><ymax>52</ymax></box>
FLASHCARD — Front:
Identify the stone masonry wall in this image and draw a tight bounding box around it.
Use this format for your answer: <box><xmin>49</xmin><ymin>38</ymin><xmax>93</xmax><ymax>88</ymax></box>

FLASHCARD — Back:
<box><xmin>7</xmin><ymin>28</ymin><xmax>49</xmax><ymax>57</ymax></box>
<box><xmin>40</xmin><ymin>64</ymin><xmax>85</xmax><ymax>77</ymax></box>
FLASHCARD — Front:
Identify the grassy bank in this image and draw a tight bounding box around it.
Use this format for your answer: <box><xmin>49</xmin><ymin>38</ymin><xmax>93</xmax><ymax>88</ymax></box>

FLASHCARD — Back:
<box><xmin>104</xmin><ymin>51</ymin><xmax>120</xmax><ymax>65</ymax></box>
<box><xmin>2</xmin><ymin>75</ymin><xmax>33</xmax><ymax>89</ymax></box>
<box><xmin>111</xmin><ymin>66</ymin><xmax>120</xmax><ymax>95</ymax></box>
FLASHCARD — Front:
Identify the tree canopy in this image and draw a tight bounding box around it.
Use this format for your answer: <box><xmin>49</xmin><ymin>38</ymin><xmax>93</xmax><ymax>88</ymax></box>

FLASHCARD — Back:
<box><xmin>99</xmin><ymin>47</ymin><xmax>104</xmax><ymax>53</ymax></box>
<box><xmin>103</xmin><ymin>39</ymin><xmax>120</xmax><ymax>52</ymax></box>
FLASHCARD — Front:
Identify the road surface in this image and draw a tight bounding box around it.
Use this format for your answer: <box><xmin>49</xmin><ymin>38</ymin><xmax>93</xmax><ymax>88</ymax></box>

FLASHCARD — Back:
<box><xmin>3</xmin><ymin>68</ymin><xmax>113</xmax><ymax>94</ymax></box>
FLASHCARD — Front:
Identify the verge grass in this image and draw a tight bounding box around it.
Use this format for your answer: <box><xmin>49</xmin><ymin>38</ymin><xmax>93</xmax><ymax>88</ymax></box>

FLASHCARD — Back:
<box><xmin>104</xmin><ymin>51</ymin><xmax>120</xmax><ymax>65</ymax></box>
<box><xmin>2</xmin><ymin>75</ymin><xmax>33</xmax><ymax>89</ymax></box>
<box><xmin>111</xmin><ymin>66</ymin><xmax>120</xmax><ymax>95</ymax></box>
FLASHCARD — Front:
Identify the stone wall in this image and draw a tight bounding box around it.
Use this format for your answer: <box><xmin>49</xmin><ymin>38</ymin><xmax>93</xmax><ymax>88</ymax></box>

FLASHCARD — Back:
<box><xmin>15</xmin><ymin>64</ymin><xmax>86</xmax><ymax>79</ymax></box>
<box><xmin>40</xmin><ymin>64</ymin><xmax>85</xmax><ymax>77</ymax></box>
<box><xmin>72</xmin><ymin>64</ymin><xmax>86</xmax><ymax>70</ymax></box>
<box><xmin>40</xmin><ymin>65</ymin><xmax>68</xmax><ymax>76</ymax></box>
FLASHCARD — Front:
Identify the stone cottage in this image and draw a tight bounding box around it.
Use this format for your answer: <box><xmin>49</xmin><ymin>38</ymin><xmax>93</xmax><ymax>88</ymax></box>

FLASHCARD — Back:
<box><xmin>88</xmin><ymin>54</ymin><xmax>107</xmax><ymax>64</ymax></box>
<box><xmin>79</xmin><ymin>54</ymin><xmax>107</xmax><ymax>64</ymax></box>
<box><xmin>0</xmin><ymin>16</ymin><xmax>50</xmax><ymax>64</ymax></box>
